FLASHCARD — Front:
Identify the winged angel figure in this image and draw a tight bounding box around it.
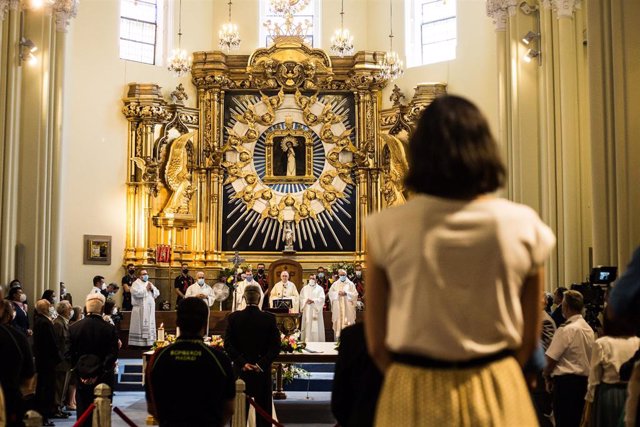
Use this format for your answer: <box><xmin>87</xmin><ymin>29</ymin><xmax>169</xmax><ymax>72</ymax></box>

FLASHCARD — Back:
<box><xmin>163</xmin><ymin>131</ymin><xmax>197</xmax><ymax>215</ymax></box>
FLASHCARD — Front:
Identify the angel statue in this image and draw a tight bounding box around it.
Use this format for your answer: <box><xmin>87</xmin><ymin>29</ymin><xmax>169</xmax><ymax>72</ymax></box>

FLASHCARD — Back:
<box><xmin>163</xmin><ymin>131</ymin><xmax>197</xmax><ymax>215</ymax></box>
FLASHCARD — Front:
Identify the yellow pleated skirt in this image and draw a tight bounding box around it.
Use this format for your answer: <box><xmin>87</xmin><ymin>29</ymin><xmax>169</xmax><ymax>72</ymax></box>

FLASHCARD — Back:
<box><xmin>374</xmin><ymin>356</ymin><xmax>538</xmax><ymax>427</ymax></box>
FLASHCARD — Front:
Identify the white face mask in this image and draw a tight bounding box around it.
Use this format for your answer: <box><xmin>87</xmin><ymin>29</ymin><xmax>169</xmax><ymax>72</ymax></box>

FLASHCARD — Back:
<box><xmin>19</xmin><ymin>293</ymin><xmax>27</xmax><ymax>303</ymax></box>
<box><xmin>198</xmin><ymin>278</ymin><xmax>205</xmax><ymax>286</ymax></box>
<box><xmin>308</xmin><ymin>280</ymin><xmax>316</xmax><ymax>287</ymax></box>
<box><xmin>48</xmin><ymin>306</ymin><xmax>56</xmax><ymax>317</ymax></box>
<box><xmin>112</xmin><ymin>308</ymin><xmax>117</xmax><ymax>315</ymax></box>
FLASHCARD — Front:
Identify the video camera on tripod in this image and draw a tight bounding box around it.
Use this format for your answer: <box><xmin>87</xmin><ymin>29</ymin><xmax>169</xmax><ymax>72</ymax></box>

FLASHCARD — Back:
<box><xmin>570</xmin><ymin>266</ymin><xmax>618</xmax><ymax>331</ymax></box>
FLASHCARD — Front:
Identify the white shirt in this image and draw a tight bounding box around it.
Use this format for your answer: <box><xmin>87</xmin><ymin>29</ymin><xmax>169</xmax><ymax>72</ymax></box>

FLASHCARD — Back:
<box><xmin>366</xmin><ymin>195</ymin><xmax>556</xmax><ymax>360</ymax></box>
<box><xmin>185</xmin><ymin>282</ymin><xmax>214</xmax><ymax>307</ymax></box>
<box><xmin>546</xmin><ymin>314</ymin><xmax>595</xmax><ymax>377</ymax></box>
<box><xmin>585</xmin><ymin>336</ymin><xmax>640</xmax><ymax>401</ymax></box>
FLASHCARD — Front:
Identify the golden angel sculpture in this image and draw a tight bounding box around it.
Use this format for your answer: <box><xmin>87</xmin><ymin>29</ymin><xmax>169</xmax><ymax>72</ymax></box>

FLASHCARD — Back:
<box><xmin>162</xmin><ymin>131</ymin><xmax>197</xmax><ymax>215</ymax></box>
<box><xmin>380</xmin><ymin>133</ymin><xmax>409</xmax><ymax>207</ymax></box>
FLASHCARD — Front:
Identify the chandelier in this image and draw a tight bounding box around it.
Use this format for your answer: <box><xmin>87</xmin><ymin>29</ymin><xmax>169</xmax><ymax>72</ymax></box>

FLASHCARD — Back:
<box><xmin>219</xmin><ymin>0</ymin><xmax>241</xmax><ymax>52</ymax></box>
<box><xmin>263</xmin><ymin>0</ymin><xmax>312</xmax><ymax>42</ymax></box>
<box><xmin>378</xmin><ymin>0</ymin><xmax>404</xmax><ymax>80</ymax></box>
<box><xmin>167</xmin><ymin>0</ymin><xmax>191</xmax><ymax>77</ymax></box>
<box><xmin>330</xmin><ymin>0</ymin><xmax>353</xmax><ymax>56</ymax></box>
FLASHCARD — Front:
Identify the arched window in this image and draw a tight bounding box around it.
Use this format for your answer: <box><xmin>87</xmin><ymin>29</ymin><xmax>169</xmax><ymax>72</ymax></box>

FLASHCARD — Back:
<box><xmin>259</xmin><ymin>0</ymin><xmax>321</xmax><ymax>47</ymax></box>
<box><xmin>405</xmin><ymin>0</ymin><xmax>457</xmax><ymax>67</ymax></box>
<box><xmin>119</xmin><ymin>0</ymin><xmax>166</xmax><ymax>65</ymax></box>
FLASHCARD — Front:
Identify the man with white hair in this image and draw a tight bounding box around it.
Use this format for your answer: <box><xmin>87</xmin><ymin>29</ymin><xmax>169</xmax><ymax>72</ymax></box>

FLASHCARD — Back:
<box><xmin>70</xmin><ymin>293</ymin><xmax>118</xmax><ymax>427</ymax></box>
<box><xmin>269</xmin><ymin>270</ymin><xmax>300</xmax><ymax>313</ymax></box>
<box><xmin>299</xmin><ymin>274</ymin><xmax>326</xmax><ymax>342</ymax></box>
<box><xmin>232</xmin><ymin>268</ymin><xmax>264</xmax><ymax>312</ymax></box>
<box><xmin>185</xmin><ymin>271</ymin><xmax>214</xmax><ymax>335</ymax></box>
<box><xmin>328</xmin><ymin>269</ymin><xmax>358</xmax><ymax>340</ymax></box>
<box><xmin>129</xmin><ymin>269</ymin><xmax>159</xmax><ymax>347</ymax></box>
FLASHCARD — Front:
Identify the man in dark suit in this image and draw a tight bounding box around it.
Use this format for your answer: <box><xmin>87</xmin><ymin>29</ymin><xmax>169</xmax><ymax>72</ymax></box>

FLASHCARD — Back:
<box><xmin>224</xmin><ymin>285</ymin><xmax>280</xmax><ymax>427</ymax></box>
<box><xmin>69</xmin><ymin>294</ymin><xmax>119</xmax><ymax>427</ymax></box>
<box><xmin>33</xmin><ymin>299</ymin><xmax>62</xmax><ymax>425</ymax></box>
<box><xmin>53</xmin><ymin>301</ymin><xmax>72</xmax><ymax>416</ymax></box>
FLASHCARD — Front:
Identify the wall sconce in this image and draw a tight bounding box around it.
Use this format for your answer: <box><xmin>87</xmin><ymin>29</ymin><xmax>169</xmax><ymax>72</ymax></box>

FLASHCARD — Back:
<box><xmin>519</xmin><ymin>1</ymin><xmax>541</xmax><ymax>65</ymax></box>
<box><xmin>20</xmin><ymin>37</ymin><xmax>38</xmax><ymax>65</ymax></box>
<box><xmin>523</xmin><ymin>48</ymin><xmax>540</xmax><ymax>63</ymax></box>
<box><xmin>521</xmin><ymin>31</ymin><xmax>539</xmax><ymax>45</ymax></box>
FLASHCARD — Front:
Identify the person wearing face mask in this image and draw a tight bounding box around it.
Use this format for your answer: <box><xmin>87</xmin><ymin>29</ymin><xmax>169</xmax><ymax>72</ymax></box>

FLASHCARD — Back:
<box><xmin>8</xmin><ymin>286</ymin><xmax>31</xmax><ymax>336</ymax></box>
<box><xmin>90</xmin><ymin>276</ymin><xmax>107</xmax><ymax>299</ymax></box>
<box><xmin>128</xmin><ymin>269</ymin><xmax>160</xmax><ymax>347</ymax></box>
<box><xmin>351</xmin><ymin>264</ymin><xmax>365</xmax><ymax>302</ymax></box>
<box><xmin>41</xmin><ymin>290</ymin><xmax>59</xmax><ymax>320</ymax></box>
<box><xmin>53</xmin><ymin>301</ymin><xmax>73</xmax><ymax>419</ymax></box>
<box><xmin>299</xmin><ymin>274</ymin><xmax>326</xmax><ymax>342</ymax></box>
<box><xmin>269</xmin><ymin>270</ymin><xmax>300</xmax><ymax>313</ymax></box>
<box><xmin>255</xmin><ymin>263</ymin><xmax>269</xmax><ymax>307</ymax></box>
<box><xmin>316</xmin><ymin>266</ymin><xmax>330</xmax><ymax>310</ymax></box>
<box><xmin>33</xmin><ymin>299</ymin><xmax>62</xmax><ymax>425</ymax></box>
<box><xmin>121</xmin><ymin>263</ymin><xmax>137</xmax><ymax>311</ymax></box>
<box><xmin>174</xmin><ymin>263</ymin><xmax>195</xmax><ymax>308</ymax></box>
<box><xmin>185</xmin><ymin>271</ymin><xmax>214</xmax><ymax>336</ymax></box>
<box><xmin>233</xmin><ymin>268</ymin><xmax>264</xmax><ymax>312</ymax></box>
<box><xmin>328</xmin><ymin>269</ymin><xmax>358</xmax><ymax>340</ymax></box>
<box><xmin>60</xmin><ymin>283</ymin><xmax>73</xmax><ymax>306</ymax></box>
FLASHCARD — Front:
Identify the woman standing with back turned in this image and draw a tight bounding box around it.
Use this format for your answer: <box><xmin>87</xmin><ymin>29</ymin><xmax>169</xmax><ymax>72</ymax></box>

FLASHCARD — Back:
<box><xmin>365</xmin><ymin>95</ymin><xmax>556</xmax><ymax>427</ymax></box>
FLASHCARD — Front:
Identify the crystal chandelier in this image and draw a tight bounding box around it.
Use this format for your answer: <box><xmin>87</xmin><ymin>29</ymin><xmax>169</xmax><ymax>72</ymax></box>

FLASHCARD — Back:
<box><xmin>378</xmin><ymin>0</ymin><xmax>404</xmax><ymax>80</ymax></box>
<box><xmin>263</xmin><ymin>0</ymin><xmax>312</xmax><ymax>43</ymax></box>
<box><xmin>330</xmin><ymin>0</ymin><xmax>354</xmax><ymax>56</ymax></box>
<box><xmin>167</xmin><ymin>0</ymin><xmax>191</xmax><ymax>77</ymax></box>
<box><xmin>219</xmin><ymin>0</ymin><xmax>241</xmax><ymax>52</ymax></box>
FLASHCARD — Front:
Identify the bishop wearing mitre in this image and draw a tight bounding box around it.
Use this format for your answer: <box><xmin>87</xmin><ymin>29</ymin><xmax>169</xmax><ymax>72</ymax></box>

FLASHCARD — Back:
<box><xmin>299</xmin><ymin>274</ymin><xmax>325</xmax><ymax>342</ymax></box>
<box><xmin>269</xmin><ymin>270</ymin><xmax>300</xmax><ymax>313</ymax></box>
<box><xmin>328</xmin><ymin>269</ymin><xmax>358</xmax><ymax>340</ymax></box>
<box><xmin>232</xmin><ymin>268</ymin><xmax>264</xmax><ymax>312</ymax></box>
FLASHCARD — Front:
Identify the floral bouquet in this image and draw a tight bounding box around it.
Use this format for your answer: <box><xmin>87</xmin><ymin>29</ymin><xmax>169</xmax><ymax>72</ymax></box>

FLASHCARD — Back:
<box><xmin>272</xmin><ymin>364</ymin><xmax>310</xmax><ymax>384</ymax></box>
<box><xmin>209</xmin><ymin>335</ymin><xmax>225</xmax><ymax>350</ymax></box>
<box><xmin>151</xmin><ymin>334</ymin><xmax>176</xmax><ymax>351</ymax></box>
<box><xmin>280</xmin><ymin>331</ymin><xmax>306</xmax><ymax>353</ymax></box>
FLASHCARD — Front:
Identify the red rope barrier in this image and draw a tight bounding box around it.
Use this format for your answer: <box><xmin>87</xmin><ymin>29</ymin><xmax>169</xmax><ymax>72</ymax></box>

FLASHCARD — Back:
<box><xmin>113</xmin><ymin>406</ymin><xmax>139</xmax><ymax>427</ymax></box>
<box><xmin>246</xmin><ymin>396</ymin><xmax>285</xmax><ymax>427</ymax></box>
<box><xmin>72</xmin><ymin>403</ymin><xmax>96</xmax><ymax>427</ymax></box>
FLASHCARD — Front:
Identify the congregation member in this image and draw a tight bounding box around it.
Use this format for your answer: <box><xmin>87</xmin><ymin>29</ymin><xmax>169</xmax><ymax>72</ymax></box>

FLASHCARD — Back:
<box><xmin>33</xmin><ymin>299</ymin><xmax>62</xmax><ymax>425</ymax></box>
<box><xmin>544</xmin><ymin>290</ymin><xmax>595</xmax><ymax>427</ymax></box>
<box><xmin>105</xmin><ymin>282</ymin><xmax>119</xmax><ymax>300</ymax></box>
<box><xmin>232</xmin><ymin>268</ymin><xmax>264</xmax><ymax>312</ymax></box>
<box><xmin>41</xmin><ymin>289</ymin><xmax>59</xmax><ymax>310</ymax></box>
<box><xmin>270</xmin><ymin>270</ymin><xmax>300</xmax><ymax>312</ymax></box>
<box><xmin>534</xmin><ymin>292</ymin><xmax>557</xmax><ymax>427</ymax></box>
<box><xmin>174</xmin><ymin>262</ymin><xmax>195</xmax><ymax>307</ymax></box>
<box><xmin>332</xmin><ymin>322</ymin><xmax>383</xmax><ymax>427</ymax></box>
<box><xmin>551</xmin><ymin>286</ymin><xmax>567</xmax><ymax>328</ymax></box>
<box><xmin>365</xmin><ymin>95</ymin><xmax>555</xmax><ymax>426</ymax></box>
<box><xmin>121</xmin><ymin>263</ymin><xmax>137</xmax><ymax>310</ymax></box>
<box><xmin>69</xmin><ymin>294</ymin><xmax>119</xmax><ymax>427</ymax></box>
<box><xmin>60</xmin><ymin>282</ymin><xmax>73</xmax><ymax>305</ymax></box>
<box><xmin>224</xmin><ymin>285</ymin><xmax>280</xmax><ymax>427</ymax></box>
<box><xmin>90</xmin><ymin>275</ymin><xmax>107</xmax><ymax>298</ymax></box>
<box><xmin>8</xmin><ymin>286</ymin><xmax>31</xmax><ymax>336</ymax></box>
<box><xmin>0</xmin><ymin>299</ymin><xmax>35</xmax><ymax>427</ymax></box>
<box><xmin>53</xmin><ymin>301</ymin><xmax>73</xmax><ymax>419</ymax></box>
<box><xmin>185</xmin><ymin>271</ymin><xmax>215</xmax><ymax>335</ymax></box>
<box><xmin>299</xmin><ymin>274</ymin><xmax>325</xmax><ymax>342</ymax></box>
<box><xmin>146</xmin><ymin>297</ymin><xmax>235</xmax><ymax>427</ymax></box>
<box><xmin>129</xmin><ymin>269</ymin><xmax>160</xmax><ymax>347</ymax></box>
<box><xmin>328</xmin><ymin>269</ymin><xmax>357</xmax><ymax>340</ymax></box>
<box><xmin>584</xmin><ymin>315</ymin><xmax>640</xmax><ymax>427</ymax></box>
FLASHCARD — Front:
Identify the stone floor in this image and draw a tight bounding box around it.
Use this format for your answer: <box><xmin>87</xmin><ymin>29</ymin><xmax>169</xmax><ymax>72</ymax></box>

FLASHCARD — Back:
<box><xmin>51</xmin><ymin>391</ymin><xmax>335</xmax><ymax>427</ymax></box>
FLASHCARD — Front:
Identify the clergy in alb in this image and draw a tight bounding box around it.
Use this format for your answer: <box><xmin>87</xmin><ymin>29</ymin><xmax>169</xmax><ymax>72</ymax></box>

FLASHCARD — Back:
<box><xmin>299</xmin><ymin>274</ymin><xmax>325</xmax><ymax>342</ymax></box>
<box><xmin>232</xmin><ymin>268</ymin><xmax>264</xmax><ymax>312</ymax></box>
<box><xmin>128</xmin><ymin>269</ymin><xmax>160</xmax><ymax>346</ymax></box>
<box><xmin>270</xmin><ymin>270</ymin><xmax>300</xmax><ymax>313</ymax></box>
<box><xmin>184</xmin><ymin>271</ymin><xmax>214</xmax><ymax>336</ymax></box>
<box><xmin>328</xmin><ymin>269</ymin><xmax>357</xmax><ymax>340</ymax></box>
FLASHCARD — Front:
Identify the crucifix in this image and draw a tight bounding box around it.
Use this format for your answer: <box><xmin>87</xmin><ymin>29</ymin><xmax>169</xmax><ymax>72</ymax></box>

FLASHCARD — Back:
<box><xmin>227</xmin><ymin>251</ymin><xmax>245</xmax><ymax>270</ymax></box>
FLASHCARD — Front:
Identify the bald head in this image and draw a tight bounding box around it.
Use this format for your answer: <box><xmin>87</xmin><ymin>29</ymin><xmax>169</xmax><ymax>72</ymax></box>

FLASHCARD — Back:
<box><xmin>36</xmin><ymin>299</ymin><xmax>51</xmax><ymax>316</ymax></box>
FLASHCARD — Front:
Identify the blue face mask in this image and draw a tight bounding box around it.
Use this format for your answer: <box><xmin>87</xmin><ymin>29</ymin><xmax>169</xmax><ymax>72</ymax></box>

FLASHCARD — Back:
<box><xmin>142</xmin><ymin>275</ymin><xmax>149</xmax><ymax>282</ymax></box>
<box><xmin>246</xmin><ymin>276</ymin><xmax>252</xmax><ymax>282</ymax></box>
<box><xmin>339</xmin><ymin>275</ymin><xmax>347</xmax><ymax>282</ymax></box>
<box><xmin>318</xmin><ymin>273</ymin><xmax>324</xmax><ymax>278</ymax></box>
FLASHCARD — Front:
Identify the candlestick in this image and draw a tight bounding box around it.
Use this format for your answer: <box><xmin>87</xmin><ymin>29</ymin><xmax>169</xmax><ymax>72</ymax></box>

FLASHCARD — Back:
<box><xmin>157</xmin><ymin>323</ymin><xmax>165</xmax><ymax>342</ymax></box>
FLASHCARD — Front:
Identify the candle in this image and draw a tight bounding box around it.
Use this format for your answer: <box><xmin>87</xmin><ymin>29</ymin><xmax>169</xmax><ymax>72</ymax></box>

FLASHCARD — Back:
<box><xmin>157</xmin><ymin>323</ymin><xmax>165</xmax><ymax>342</ymax></box>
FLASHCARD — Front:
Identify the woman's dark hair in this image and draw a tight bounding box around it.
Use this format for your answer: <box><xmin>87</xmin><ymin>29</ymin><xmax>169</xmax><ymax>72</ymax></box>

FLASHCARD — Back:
<box><xmin>8</xmin><ymin>287</ymin><xmax>22</xmax><ymax>300</ymax></box>
<box><xmin>404</xmin><ymin>95</ymin><xmax>506</xmax><ymax>199</ymax></box>
<box><xmin>41</xmin><ymin>289</ymin><xmax>55</xmax><ymax>303</ymax></box>
<box><xmin>104</xmin><ymin>299</ymin><xmax>116</xmax><ymax>316</ymax></box>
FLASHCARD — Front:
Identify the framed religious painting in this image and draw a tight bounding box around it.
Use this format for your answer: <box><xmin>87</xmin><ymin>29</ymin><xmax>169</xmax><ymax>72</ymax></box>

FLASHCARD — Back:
<box><xmin>83</xmin><ymin>234</ymin><xmax>112</xmax><ymax>265</ymax></box>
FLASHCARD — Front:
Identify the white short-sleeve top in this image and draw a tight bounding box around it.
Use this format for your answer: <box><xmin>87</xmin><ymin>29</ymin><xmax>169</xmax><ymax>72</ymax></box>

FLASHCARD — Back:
<box><xmin>365</xmin><ymin>194</ymin><xmax>556</xmax><ymax>361</ymax></box>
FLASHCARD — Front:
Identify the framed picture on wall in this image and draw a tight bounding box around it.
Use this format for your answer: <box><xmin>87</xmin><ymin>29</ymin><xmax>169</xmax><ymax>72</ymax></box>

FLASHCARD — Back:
<box><xmin>83</xmin><ymin>235</ymin><xmax>111</xmax><ymax>265</ymax></box>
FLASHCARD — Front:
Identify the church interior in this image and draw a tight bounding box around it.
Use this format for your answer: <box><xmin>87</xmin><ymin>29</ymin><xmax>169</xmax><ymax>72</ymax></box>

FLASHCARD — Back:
<box><xmin>1</xmin><ymin>0</ymin><xmax>639</xmax><ymax>425</ymax></box>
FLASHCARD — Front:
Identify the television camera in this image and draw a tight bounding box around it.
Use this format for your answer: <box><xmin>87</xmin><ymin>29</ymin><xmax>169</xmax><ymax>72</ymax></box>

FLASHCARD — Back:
<box><xmin>570</xmin><ymin>266</ymin><xmax>617</xmax><ymax>331</ymax></box>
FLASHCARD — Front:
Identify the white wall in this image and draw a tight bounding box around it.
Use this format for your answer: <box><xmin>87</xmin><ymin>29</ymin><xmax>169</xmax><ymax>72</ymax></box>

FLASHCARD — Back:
<box><xmin>59</xmin><ymin>0</ymin><xmax>499</xmax><ymax>299</ymax></box>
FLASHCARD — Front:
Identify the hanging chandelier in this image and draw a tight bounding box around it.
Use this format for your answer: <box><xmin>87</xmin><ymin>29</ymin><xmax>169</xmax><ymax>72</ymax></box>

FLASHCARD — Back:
<box><xmin>330</xmin><ymin>0</ymin><xmax>354</xmax><ymax>56</ymax></box>
<box><xmin>263</xmin><ymin>0</ymin><xmax>312</xmax><ymax>42</ymax></box>
<box><xmin>219</xmin><ymin>0</ymin><xmax>241</xmax><ymax>52</ymax></box>
<box><xmin>378</xmin><ymin>0</ymin><xmax>404</xmax><ymax>81</ymax></box>
<box><xmin>167</xmin><ymin>0</ymin><xmax>191</xmax><ymax>77</ymax></box>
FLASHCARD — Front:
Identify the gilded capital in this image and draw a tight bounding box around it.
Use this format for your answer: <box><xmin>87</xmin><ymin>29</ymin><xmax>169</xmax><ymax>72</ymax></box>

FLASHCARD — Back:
<box><xmin>122</xmin><ymin>83</ymin><xmax>170</xmax><ymax>123</ymax></box>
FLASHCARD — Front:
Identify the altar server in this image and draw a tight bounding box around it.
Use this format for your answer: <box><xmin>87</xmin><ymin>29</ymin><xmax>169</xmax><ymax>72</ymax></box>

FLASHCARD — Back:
<box><xmin>128</xmin><ymin>269</ymin><xmax>160</xmax><ymax>347</ymax></box>
<box><xmin>269</xmin><ymin>270</ymin><xmax>300</xmax><ymax>313</ymax></box>
<box><xmin>299</xmin><ymin>274</ymin><xmax>325</xmax><ymax>342</ymax></box>
<box><xmin>232</xmin><ymin>268</ymin><xmax>264</xmax><ymax>312</ymax></box>
<box><xmin>328</xmin><ymin>269</ymin><xmax>357</xmax><ymax>340</ymax></box>
<box><xmin>185</xmin><ymin>271</ymin><xmax>214</xmax><ymax>336</ymax></box>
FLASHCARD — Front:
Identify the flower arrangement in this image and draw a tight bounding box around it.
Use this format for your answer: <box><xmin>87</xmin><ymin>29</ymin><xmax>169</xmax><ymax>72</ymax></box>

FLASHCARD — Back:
<box><xmin>329</xmin><ymin>262</ymin><xmax>356</xmax><ymax>277</ymax></box>
<box><xmin>151</xmin><ymin>334</ymin><xmax>176</xmax><ymax>351</ymax></box>
<box><xmin>209</xmin><ymin>335</ymin><xmax>225</xmax><ymax>350</ymax></box>
<box><xmin>271</xmin><ymin>364</ymin><xmax>310</xmax><ymax>384</ymax></box>
<box><xmin>280</xmin><ymin>332</ymin><xmax>306</xmax><ymax>353</ymax></box>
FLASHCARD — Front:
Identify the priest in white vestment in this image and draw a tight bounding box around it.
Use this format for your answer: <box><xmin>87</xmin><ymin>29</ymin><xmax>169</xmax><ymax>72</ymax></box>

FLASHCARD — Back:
<box><xmin>299</xmin><ymin>274</ymin><xmax>325</xmax><ymax>342</ymax></box>
<box><xmin>232</xmin><ymin>268</ymin><xmax>264</xmax><ymax>312</ymax></box>
<box><xmin>128</xmin><ymin>269</ymin><xmax>160</xmax><ymax>346</ymax></box>
<box><xmin>328</xmin><ymin>269</ymin><xmax>357</xmax><ymax>340</ymax></box>
<box><xmin>185</xmin><ymin>271</ymin><xmax>214</xmax><ymax>335</ymax></box>
<box><xmin>269</xmin><ymin>271</ymin><xmax>300</xmax><ymax>313</ymax></box>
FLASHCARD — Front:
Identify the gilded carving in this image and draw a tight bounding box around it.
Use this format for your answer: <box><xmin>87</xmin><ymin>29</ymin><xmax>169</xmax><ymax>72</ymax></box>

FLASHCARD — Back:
<box><xmin>163</xmin><ymin>131</ymin><xmax>197</xmax><ymax>215</ymax></box>
<box><xmin>380</xmin><ymin>134</ymin><xmax>409</xmax><ymax>207</ymax></box>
